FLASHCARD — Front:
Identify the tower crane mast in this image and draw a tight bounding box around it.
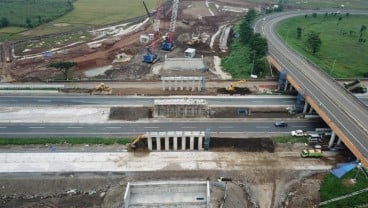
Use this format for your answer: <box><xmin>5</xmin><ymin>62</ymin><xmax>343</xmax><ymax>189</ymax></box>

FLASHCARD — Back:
<box><xmin>161</xmin><ymin>0</ymin><xmax>179</xmax><ymax>51</ymax></box>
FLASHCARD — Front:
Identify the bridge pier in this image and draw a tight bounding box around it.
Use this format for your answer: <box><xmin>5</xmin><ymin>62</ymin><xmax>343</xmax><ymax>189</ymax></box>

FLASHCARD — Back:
<box><xmin>328</xmin><ymin>131</ymin><xmax>337</xmax><ymax>148</ymax></box>
<box><xmin>303</xmin><ymin>102</ymin><xmax>309</xmax><ymax>114</ymax></box>
<box><xmin>308</xmin><ymin>106</ymin><xmax>314</xmax><ymax>114</ymax></box>
<box><xmin>283</xmin><ymin>80</ymin><xmax>289</xmax><ymax>91</ymax></box>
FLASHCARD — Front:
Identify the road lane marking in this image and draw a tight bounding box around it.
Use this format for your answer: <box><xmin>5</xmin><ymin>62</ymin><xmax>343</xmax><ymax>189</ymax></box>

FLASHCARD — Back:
<box><xmin>219</xmin><ymin>126</ymin><xmax>233</xmax><ymax>129</ymax></box>
<box><xmin>38</xmin><ymin>100</ymin><xmax>51</xmax><ymax>102</ymax></box>
<box><xmin>256</xmin><ymin>126</ymin><xmax>270</xmax><ymax>129</ymax></box>
<box><xmin>67</xmin><ymin>127</ymin><xmax>83</xmax><ymax>129</ymax></box>
<box><xmin>293</xmin><ymin>126</ymin><xmax>307</xmax><ymax>128</ymax></box>
<box><xmin>106</xmin><ymin>127</ymin><xmax>121</xmax><ymax>129</ymax></box>
<box><xmin>1</xmin><ymin>100</ymin><xmax>17</xmax><ymax>102</ymax></box>
<box><xmin>251</xmin><ymin>101</ymin><xmax>264</xmax><ymax>103</ymax></box>
<box><xmin>0</xmin><ymin>127</ymin><xmax>7</xmax><ymax>129</ymax></box>
<box><xmin>282</xmin><ymin>101</ymin><xmax>294</xmax><ymax>103</ymax></box>
<box><xmin>137</xmin><ymin>101</ymin><xmax>149</xmax><ymax>103</ymax></box>
<box><xmin>144</xmin><ymin>127</ymin><xmax>159</xmax><ymax>129</ymax></box>
<box><xmin>182</xmin><ymin>126</ymin><xmax>195</xmax><ymax>129</ymax></box>
<box><xmin>29</xmin><ymin>127</ymin><xmax>45</xmax><ymax>129</ymax></box>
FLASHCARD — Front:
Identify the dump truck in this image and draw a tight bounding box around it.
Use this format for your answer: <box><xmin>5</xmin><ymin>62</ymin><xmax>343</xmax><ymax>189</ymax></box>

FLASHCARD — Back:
<box><xmin>301</xmin><ymin>145</ymin><xmax>323</xmax><ymax>158</ymax></box>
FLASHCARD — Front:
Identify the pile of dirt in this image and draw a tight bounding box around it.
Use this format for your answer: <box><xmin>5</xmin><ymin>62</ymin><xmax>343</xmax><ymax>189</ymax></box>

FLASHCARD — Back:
<box><xmin>211</xmin><ymin>138</ymin><xmax>275</xmax><ymax>152</ymax></box>
<box><xmin>109</xmin><ymin>107</ymin><xmax>152</xmax><ymax>120</ymax></box>
<box><xmin>216</xmin><ymin>87</ymin><xmax>251</xmax><ymax>95</ymax></box>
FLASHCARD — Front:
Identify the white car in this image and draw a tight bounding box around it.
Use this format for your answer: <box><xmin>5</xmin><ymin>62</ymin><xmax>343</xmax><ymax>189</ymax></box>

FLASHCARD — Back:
<box><xmin>291</xmin><ymin>130</ymin><xmax>306</xmax><ymax>137</ymax></box>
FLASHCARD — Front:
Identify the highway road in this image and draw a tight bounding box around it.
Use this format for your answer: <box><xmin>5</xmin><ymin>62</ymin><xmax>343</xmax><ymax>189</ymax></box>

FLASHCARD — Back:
<box><xmin>0</xmin><ymin>120</ymin><xmax>327</xmax><ymax>138</ymax></box>
<box><xmin>254</xmin><ymin>10</ymin><xmax>368</xmax><ymax>165</ymax></box>
<box><xmin>0</xmin><ymin>95</ymin><xmax>367</xmax><ymax>106</ymax></box>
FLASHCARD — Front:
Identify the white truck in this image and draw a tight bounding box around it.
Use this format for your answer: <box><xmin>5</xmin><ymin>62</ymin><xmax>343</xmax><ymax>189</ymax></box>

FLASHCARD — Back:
<box><xmin>291</xmin><ymin>130</ymin><xmax>306</xmax><ymax>137</ymax></box>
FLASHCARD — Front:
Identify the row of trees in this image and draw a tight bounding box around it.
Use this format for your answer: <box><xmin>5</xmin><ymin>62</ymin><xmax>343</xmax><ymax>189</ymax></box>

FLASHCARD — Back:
<box><xmin>238</xmin><ymin>9</ymin><xmax>268</xmax><ymax>76</ymax></box>
<box><xmin>0</xmin><ymin>17</ymin><xmax>9</xmax><ymax>28</ymax></box>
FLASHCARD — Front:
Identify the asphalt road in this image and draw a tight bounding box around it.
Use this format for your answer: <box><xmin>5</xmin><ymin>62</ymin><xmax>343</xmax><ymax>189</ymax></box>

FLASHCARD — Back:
<box><xmin>254</xmin><ymin>10</ymin><xmax>368</xmax><ymax>163</ymax></box>
<box><xmin>0</xmin><ymin>120</ymin><xmax>327</xmax><ymax>138</ymax></box>
<box><xmin>0</xmin><ymin>95</ymin><xmax>367</xmax><ymax>106</ymax></box>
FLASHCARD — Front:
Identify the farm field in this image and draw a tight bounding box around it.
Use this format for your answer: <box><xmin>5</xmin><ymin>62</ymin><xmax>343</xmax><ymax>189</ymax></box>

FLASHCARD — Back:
<box><xmin>0</xmin><ymin>0</ymin><xmax>156</xmax><ymax>41</ymax></box>
<box><xmin>277</xmin><ymin>14</ymin><xmax>368</xmax><ymax>78</ymax></box>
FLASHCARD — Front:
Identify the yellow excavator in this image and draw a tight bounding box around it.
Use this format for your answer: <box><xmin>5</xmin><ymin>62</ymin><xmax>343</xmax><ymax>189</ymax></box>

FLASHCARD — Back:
<box><xmin>127</xmin><ymin>134</ymin><xmax>146</xmax><ymax>151</ymax></box>
<box><xmin>217</xmin><ymin>80</ymin><xmax>250</xmax><ymax>95</ymax></box>
<box><xmin>91</xmin><ymin>83</ymin><xmax>112</xmax><ymax>95</ymax></box>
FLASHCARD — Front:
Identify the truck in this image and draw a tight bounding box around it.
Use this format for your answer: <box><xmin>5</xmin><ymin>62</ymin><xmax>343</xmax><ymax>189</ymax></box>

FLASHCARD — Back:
<box><xmin>301</xmin><ymin>145</ymin><xmax>323</xmax><ymax>158</ymax></box>
<box><xmin>291</xmin><ymin>130</ymin><xmax>306</xmax><ymax>137</ymax></box>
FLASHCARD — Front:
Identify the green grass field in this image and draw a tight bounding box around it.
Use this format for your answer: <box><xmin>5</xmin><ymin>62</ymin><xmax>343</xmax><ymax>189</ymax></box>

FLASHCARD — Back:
<box><xmin>320</xmin><ymin>169</ymin><xmax>368</xmax><ymax>208</ymax></box>
<box><xmin>277</xmin><ymin>14</ymin><xmax>368</xmax><ymax>78</ymax></box>
<box><xmin>247</xmin><ymin>0</ymin><xmax>368</xmax><ymax>9</ymax></box>
<box><xmin>0</xmin><ymin>0</ymin><xmax>156</xmax><ymax>41</ymax></box>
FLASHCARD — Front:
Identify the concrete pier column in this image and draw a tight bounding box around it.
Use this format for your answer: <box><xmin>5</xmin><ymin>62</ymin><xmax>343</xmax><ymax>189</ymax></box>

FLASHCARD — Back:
<box><xmin>302</xmin><ymin>102</ymin><xmax>309</xmax><ymax>114</ymax></box>
<box><xmin>328</xmin><ymin>132</ymin><xmax>336</xmax><ymax>148</ymax></box>
<box><xmin>190</xmin><ymin>135</ymin><xmax>194</xmax><ymax>150</ymax></box>
<box><xmin>191</xmin><ymin>80</ymin><xmax>195</xmax><ymax>91</ymax></box>
<box><xmin>180</xmin><ymin>80</ymin><xmax>184</xmax><ymax>90</ymax></box>
<box><xmin>174</xmin><ymin>79</ymin><xmax>178</xmax><ymax>90</ymax></box>
<box><xmin>198</xmin><ymin>80</ymin><xmax>201</xmax><ymax>91</ymax></box>
<box><xmin>165</xmin><ymin>136</ymin><xmax>169</xmax><ymax>151</ymax></box>
<box><xmin>336</xmin><ymin>138</ymin><xmax>342</xmax><ymax>145</ymax></box>
<box><xmin>156</xmin><ymin>137</ymin><xmax>161</xmax><ymax>151</ymax></box>
<box><xmin>182</xmin><ymin>137</ymin><xmax>186</xmax><ymax>150</ymax></box>
<box><xmin>173</xmin><ymin>136</ymin><xmax>178</xmax><ymax>151</ymax></box>
<box><xmin>162</xmin><ymin>80</ymin><xmax>166</xmax><ymax>91</ymax></box>
<box><xmin>198</xmin><ymin>136</ymin><xmax>203</xmax><ymax>151</ymax></box>
<box><xmin>168</xmin><ymin>80</ymin><xmax>172</xmax><ymax>91</ymax></box>
<box><xmin>284</xmin><ymin>80</ymin><xmax>289</xmax><ymax>91</ymax></box>
<box><xmin>147</xmin><ymin>134</ymin><xmax>153</xmax><ymax>151</ymax></box>
<box><xmin>308</xmin><ymin>106</ymin><xmax>314</xmax><ymax>114</ymax></box>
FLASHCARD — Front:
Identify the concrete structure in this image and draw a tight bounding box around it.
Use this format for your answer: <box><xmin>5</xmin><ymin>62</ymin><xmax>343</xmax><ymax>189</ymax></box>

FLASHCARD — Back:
<box><xmin>146</xmin><ymin>131</ymin><xmax>205</xmax><ymax>151</ymax></box>
<box><xmin>184</xmin><ymin>48</ymin><xmax>196</xmax><ymax>58</ymax></box>
<box><xmin>163</xmin><ymin>56</ymin><xmax>206</xmax><ymax>71</ymax></box>
<box><xmin>123</xmin><ymin>181</ymin><xmax>210</xmax><ymax>208</ymax></box>
<box><xmin>153</xmin><ymin>98</ymin><xmax>209</xmax><ymax>118</ymax></box>
<box><xmin>161</xmin><ymin>76</ymin><xmax>204</xmax><ymax>91</ymax></box>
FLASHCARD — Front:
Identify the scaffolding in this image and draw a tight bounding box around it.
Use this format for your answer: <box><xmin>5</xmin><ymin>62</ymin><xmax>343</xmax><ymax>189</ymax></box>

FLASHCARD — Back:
<box><xmin>161</xmin><ymin>76</ymin><xmax>205</xmax><ymax>91</ymax></box>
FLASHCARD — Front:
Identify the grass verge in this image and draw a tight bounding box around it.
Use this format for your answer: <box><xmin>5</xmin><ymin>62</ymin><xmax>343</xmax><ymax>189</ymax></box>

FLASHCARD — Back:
<box><xmin>0</xmin><ymin>138</ymin><xmax>133</xmax><ymax>145</ymax></box>
<box><xmin>272</xmin><ymin>135</ymin><xmax>308</xmax><ymax>144</ymax></box>
<box><xmin>277</xmin><ymin>14</ymin><xmax>368</xmax><ymax>78</ymax></box>
<box><xmin>320</xmin><ymin>169</ymin><xmax>368</xmax><ymax>207</ymax></box>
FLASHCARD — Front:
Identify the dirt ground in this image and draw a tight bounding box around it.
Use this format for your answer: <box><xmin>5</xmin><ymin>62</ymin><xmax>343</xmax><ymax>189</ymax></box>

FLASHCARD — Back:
<box><xmin>0</xmin><ymin>142</ymin><xmax>346</xmax><ymax>208</ymax></box>
<box><xmin>1</xmin><ymin>0</ymin><xmax>264</xmax><ymax>83</ymax></box>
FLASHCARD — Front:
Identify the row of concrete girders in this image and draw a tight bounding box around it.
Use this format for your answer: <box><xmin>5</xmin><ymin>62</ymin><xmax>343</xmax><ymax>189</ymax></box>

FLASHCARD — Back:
<box><xmin>146</xmin><ymin>131</ymin><xmax>205</xmax><ymax>151</ymax></box>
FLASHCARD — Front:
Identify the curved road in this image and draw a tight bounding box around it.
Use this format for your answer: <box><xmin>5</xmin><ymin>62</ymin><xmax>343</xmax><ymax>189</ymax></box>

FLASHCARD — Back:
<box><xmin>254</xmin><ymin>10</ymin><xmax>368</xmax><ymax>165</ymax></box>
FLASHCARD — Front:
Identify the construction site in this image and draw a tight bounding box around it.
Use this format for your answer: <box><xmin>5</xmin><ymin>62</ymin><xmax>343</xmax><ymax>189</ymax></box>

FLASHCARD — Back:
<box><xmin>0</xmin><ymin>1</ymin><xmax>367</xmax><ymax>208</ymax></box>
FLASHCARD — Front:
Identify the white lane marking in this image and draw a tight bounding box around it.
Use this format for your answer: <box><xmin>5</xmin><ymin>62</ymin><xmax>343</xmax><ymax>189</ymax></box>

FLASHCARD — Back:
<box><xmin>137</xmin><ymin>101</ymin><xmax>149</xmax><ymax>103</ymax></box>
<box><xmin>251</xmin><ymin>101</ymin><xmax>264</xmax><ymax>103</ymax></box>
<box><xmin>67</xmin><ymin>127</ymin><xmax>83</xmax><ymax>129</ymax></box>
<box><xmin>144</xmin><ymin>127</ymin><xmax>159</xmax><ymax>129</ymax></box>
<box><xmin>38</xmin><ymin>100</ymin><xmax>51</xmax><ymax>102</ymax></box>
<box><xmin>219</xmin><ymin>126</ymin><xmax>233</xmax><ymax>129</ymax></box>
<box><xmin>256</xmin><ymin>126</ymin><xmax>270</xmax><ymax>129</ymax></box>
<box><xmin>0</xmin><ymin>127</ymin><xmax>7</xmax><ymax>129</ymax></box>
<box><xmin>182</xmin><ymin>126</ymin><xmax>195</xmax><ymax>129</ymax></box>
<box><xmin>282</xmin><ymin>101</ymin><xmax>294</xmax><ymax>103</ymax></box>
<box><xmin>29</xmin><ymin>127</ymin><xmax>45</xmax><ymax>129</ymax></box>
<box><xmin>1</xmin><ymin>100</ymin><xmax>17</xmax><ymax>102</ymax></box>
<box><xmin>293</xmin><ymin>126</ymin><xmax>307</xmax><ymax>128</ymax></box>
<box><xmin>106</xmin><ymin>127</ymin><xmax>121</xmax><ymax>129</ymax></box>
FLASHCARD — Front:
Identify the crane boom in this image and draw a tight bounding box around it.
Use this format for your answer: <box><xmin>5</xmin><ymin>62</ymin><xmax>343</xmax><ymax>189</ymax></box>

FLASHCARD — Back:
<box><xmin>168</xmin><ymin>0</ymin><xmax>179</xmax><ymax>42</ymax></box>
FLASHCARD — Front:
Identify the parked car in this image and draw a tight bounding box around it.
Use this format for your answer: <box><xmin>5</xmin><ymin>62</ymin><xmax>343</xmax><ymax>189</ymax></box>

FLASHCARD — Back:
<box><xmin>274</xmin><ymin>121</ymin><xmax>287</xmax><ymax>127</ymax></box>
<box><xmin>291</xmin><ymin>130</ymin><xmax>306</xmax><ymax>137</ymax></box>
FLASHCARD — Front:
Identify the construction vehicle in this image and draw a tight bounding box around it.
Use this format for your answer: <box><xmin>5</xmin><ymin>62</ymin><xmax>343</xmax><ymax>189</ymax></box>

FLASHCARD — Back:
<box><xmin>301</xmin><ymin>145</ymin><xmax>323</xmax><ymax>158</ymax></box>
<box><xmin>186</xmin><ymin>33</ymin><xmax>201</xmax><ymax>46</ymax></box>
<box><xmin>217</xmin><ymin>80</ymin><xmax>250</xmax><ymax>95</ymax></box>
<box><xmin>160</xmin><ymin>0</ymin><xmax>179</xmax><ymax>51</ymax></box>
<box><xmin>343</xmin><ymin>79</ymin><xmax>367</xmax><ymax>93</ymax></box>
<box><xmin>291</xmin><ymin>130</ymin><xmax>307</xmax><ymax>137</ymax></box>
<box><xmin>127</xmin><ymin>134</ymin><xmax>146</xmax><ymax>151</ymax></box>
<box><xmin>142</xmin><ymin>1</ymin><xmax>161</xmax><ymax>63</ymax></box>
<box><xmin>91</xmin><ymin>83</ymin><xmax>112</xmax><ymax>95</ymax></box>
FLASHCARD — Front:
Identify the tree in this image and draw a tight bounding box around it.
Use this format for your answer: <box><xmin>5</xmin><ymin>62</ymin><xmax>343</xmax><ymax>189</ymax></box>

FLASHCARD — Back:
<box><xmin>253</xmin><ymin>58</ymin><xmax>268</xmax><ymax>77</ymax></box>
<box><xmin>312</xmin><ymin>13</ymin><xmax>317</xmax><ymax>18</ymax></box>
<box><xmin>305</xmin><ymin>31</ymin><xmax>322</xmax><ymax>54</ymax></box>
<box><xmin>0</xmin><ymin>17</ymin><xmax>9</xmax><ymax>28</ymax></box>
<box><xmin>239</xmin><ymin>21</ymin><xmax>254</xmax><ymax>44</ymax></box>
<box><xmin>248</xmin><ymin>33</ymin><xmax>268</xmax><ymax>59</ymax></box>
<box><xmin>25</xmin><ymin>18</ymin><xmax>32</xmax><ymax>28</ymax></box>
<box><xmin>360</xmin><ymin>24</ymin><xmax>367</xmax><ymax>38</ymax></box>
<box><xmin>337</xmin><ymin>17</ymin><xmax>342</xmax><ymax>25</ymax></box>
<box><xmin>296</xmin><ymin>27</ymin><xmax>302</xmax><ymax>39</ymax></box>
<box><xmin>48</xmin><ymin>61</ymin><xmax>76</xmax><ymax>80</ymax></box>
<box><xmin>245</xmin><ymin>8</ymin><xmax>257</xmax><ymax>23</ymax></box>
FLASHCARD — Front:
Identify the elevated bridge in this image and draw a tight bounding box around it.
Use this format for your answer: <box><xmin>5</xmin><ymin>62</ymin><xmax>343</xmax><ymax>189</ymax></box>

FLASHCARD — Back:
<box><xmin>258</xmin><ymin>11</ymin><xmax>368</xmax><ymax>166</ymax></box>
